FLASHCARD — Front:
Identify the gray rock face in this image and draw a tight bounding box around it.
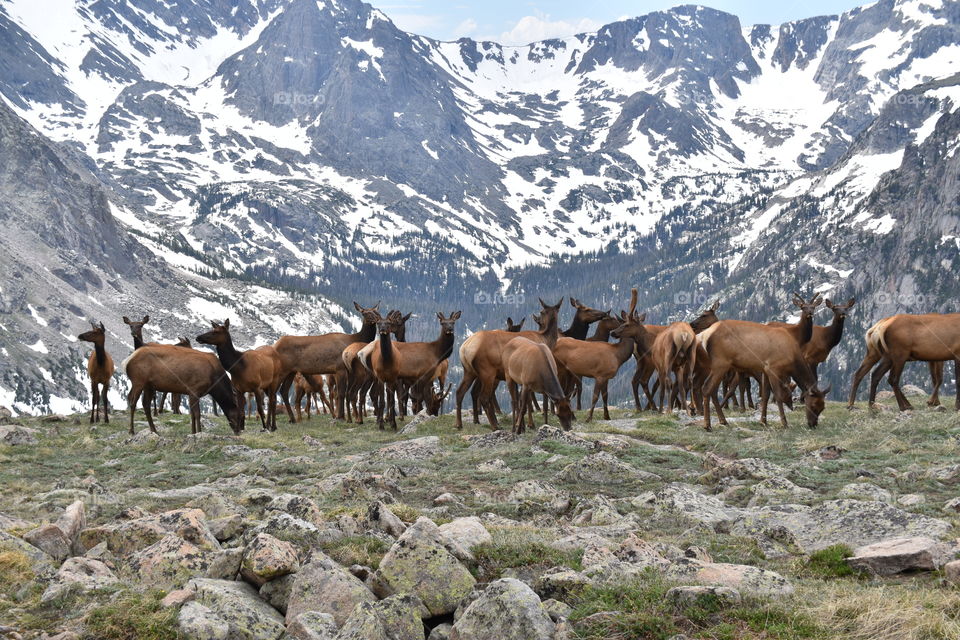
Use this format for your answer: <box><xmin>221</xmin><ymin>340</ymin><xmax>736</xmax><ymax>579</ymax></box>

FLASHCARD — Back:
<box><xmin>847</xmin><ymin>537</ymin><xmax>950</xmax><ymax>576</ymax></box>
<box><xmin>335</xmin><ymin>593</ymin><xmax>425</xmax><ymax>640</ymax></box>
<box><xmin>451</xmin><ymin>579</ymin><xmax>555</xmax><ymax>640</ymax></box>
<box><xmin>188</xmin><ymin>578</ymin><xmax>286</xmax><ymax>640</ymax></box>
<box><xmin>286</xmin><ymin>611</ymin><xmax>338</xmax><ymax>640</ymax></box>
<box><xmin>178</xmin><ymin>602</ymin><xmax>231</xmax><ymax>640</ymax></box>
<box><xmin>285</xmin><ymin>561</ymin><xmax>376</xmax><ymax>627</ymax></box>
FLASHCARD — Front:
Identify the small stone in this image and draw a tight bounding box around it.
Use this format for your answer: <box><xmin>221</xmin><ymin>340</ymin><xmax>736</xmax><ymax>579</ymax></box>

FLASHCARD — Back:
<box><xmin>897</xmin><ymin>494</ymin><xmax>926</xmax><ymax>507</ymax></box>
<box><xmin>434</xmin><ymin>492</ymin><xmax>459</xmax><ymax>506</ymax></box>
<box><xmin>240</xmin><ymin>533</ymin><xmax>299</xmax><ymax>587</ymax></box>
<box><xmin>838</xmin><ymin>482</ymin><xmax>893</xmax><ymax>504</ymax></box>
<box><xmin>367</xmin><ymin>501</ymin><xmax>407</xmax><ymax>538</ymax></box>
<box><xmin>943</xmin><ymin>497</ymin><xmax>960</xmax><ymax>513</ymax></box>
<box><xmin>541</xmin><ymin>598</ymin><xmax>572</xmax><ymax>621</ymax></box>
<box><xmin>476</xmin><ymin>459</ymin><xmax>510</xmax><ymax>472</ymax></box>
<box><xmin>437</xmin><ymin>517</ymin><xmax>492</xmax><ymax>551</ymax></box>
<box><xmin>160</xmin><ymin>589</ymin><xmax>195</xmax><ymax>608</ymax></box>
<box><xmin>944</xmin><ymin>559</ymin><xmax>960</xmax><ymax>584</ymax></box>
<box><xmin>260</xmin><ymin>573</ymin><xmax>295</xmax><ymax>614</ymax></box>
<box><xmin>24</xmin><ymin>524</ymin><xmax>71</xmax><ymax>563</ymax></box>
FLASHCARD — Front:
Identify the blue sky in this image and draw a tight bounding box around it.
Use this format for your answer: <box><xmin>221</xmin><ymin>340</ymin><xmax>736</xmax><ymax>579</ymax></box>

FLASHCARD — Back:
<box><xmin>379</xmin><ymin>1</ymin><xmax>867</xmax><ymax>44</ymax></box>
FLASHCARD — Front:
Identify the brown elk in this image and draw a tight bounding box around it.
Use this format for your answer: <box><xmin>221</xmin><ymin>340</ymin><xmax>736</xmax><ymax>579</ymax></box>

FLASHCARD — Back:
<box><xmin>78</xmin><ymin>322</ymin><xmax>114</xmax><ymax>424</ymax></box>
<box><xmin>293</xmin><ymin>373</ymin><xmax>332</xmax><ymax>421</ymax></box>
<box><xmin>369</xmin><ymin>311</ymin><xmax>461</xmax><ymax>430</ymax></box>
<box><xmin>855</xmin><ymin>313</ymin><xmax>960</xmax><ymax>411</ymax></box>
<box><xmin>767</xmin><ymin>293</ymin><xmax>823</xmax><ymax>346</ymax></box>
<box><xmin>847</xmin><ymin>316</ymin><xmax>945</xmax><ymax>409</ymax></box>
<box><xmin>123</xmin><ymin>315</ymin><xmax>151</xmax><ymax>349</ymax></box>
<box><xmin>586</xmin><ymin>311</ymin><xmax>621</xmax><ymax>342</ymax></box>
<box><xmin>344</xmin><ymin>309</ymin><xmax>404</xmax><ymax>424</ymax></box>
<box><xmin>456</xmin><ymin>298</ymin><xmax>562</xmax><ymax>429</ymax></box>
<box><xmin>650</xmin><ymin>322</ymin><xmax>698</xmax><ymax>414</ymax></box>
<box><xmin>505</xmin><ymin>317</ymin><xmax>525</xmax><ymax>332</ymax></box>
<box><xmin>157</xmin><ymin>336</ymin><xmax>190</xmax><ymax>416</ymax></box>
<box><xmin>502</xmin><ymin>337</ymin><xmax>574</xmax><ymax>433</ymax></box>
<box><xmin>562</xmin><ymin>298</ymin><xmax>608</xmax><ymax>339</ymax></box>
<box><xmin>552</xmin><ymin>311</ymin><xmax>650</xmax><ymax>421</ymax></box>
<box><xmin>699</xmin><ymin>320</ymin><xmax>829</xmax><ymax>430</ymax></box>
<box><xmin>197</xmin><ymin>320</ymin><xmax>282</xmax><ymax>431</ymax></box>
<box><xmin>122</xmin><ymin>344</ymin><xmax>243</xmax><ymax>435</ymax></box>
<box><xmin>273</xmin><ymin>302</ymin><xmax>381</xmax><ymax>421</ymax></box>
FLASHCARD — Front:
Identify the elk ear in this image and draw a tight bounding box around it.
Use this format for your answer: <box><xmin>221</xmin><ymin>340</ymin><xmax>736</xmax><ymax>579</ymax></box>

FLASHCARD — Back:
<box><xmin>99</xmin><ymin>322</ymin><xmax>105</xmax><ymax>331</ymax></box>
<box><xmin>353</xmin><ymin>301</ymin><xmax>362</xmax><ymax>312</ymax></box>
<box><xmin>507</xmin><ymin>316</ymin><xmax>514</xmax><ymax>325</ymax></box>
<box><xmin>570</xmin><ymin>298</ymin><xmax>578</xmax><ymax>308</ymax></box>
<box><xmin>847</xmin><ymin>297</ymin><xmax>856</xmax><ymax>307</ymax></box>
<box><xmin>143</xmin><ymin>315</ymin><xmax>150</xmax><ymax>324</ymax></box>
<box><xmin>554</xmin><ymin>298</ymin><xmax>563</xmax><ymax>309</ymax></box>
<box><xmin>436</xmin><ymin>312</ymin><xmax>444</xmax><ymax>321</ymax></box>
<box><xmin>538</xmin><ymin>297</ymin><xmax>547</xmax><ymax>308</ymax></box>
<box><xmin>451</xmin><ymin>311</ymin><xmax>461</xmax><ymax>320</ymax></box>
<box><xmin>710</xmin><ymin>300</ymin><xmax>719</xmax><ymax>312</ymax></box>
<box><xmin>825</xmin><ymin>299</ymin><xmax>834</xmax><ymax>309</ymax></box>
<box><xmin>638</xmin><ymin>312</ymin><xmax>647</xmax><ymax>323</ymax></box>
<box><xmin>821</xmin><ymin>384</ymin><xmax>832</xmax><ymax>396</ymax></box>
<box><xmin>793</xmin><ymin>297</ymin><xmax>804</xmax><ymax>308</ymax></box>
<box><xmin>373</xmin><ymin>300</ymin><xmax>381</xmax><ymax>311</ymax></box>
<box><xmin>223</xmin><ymin>318</ymin><xmax>230</xmax><ymax>329</ymax></box>
<box><xmin>403</xmin><ymin>312</ymin><xmax>412</xmax><ymax>322</ymax></box>
<box><xmin>122</xmin><ymin>316</ymin><xmax>131</xmax><ymax>325</ymax></box>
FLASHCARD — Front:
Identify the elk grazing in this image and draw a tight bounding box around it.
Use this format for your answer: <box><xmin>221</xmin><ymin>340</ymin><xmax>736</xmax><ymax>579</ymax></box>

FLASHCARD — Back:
<box><xmin>196</xmin><ymin>320</ymin><xmax>282</xmax><ymax>431</ymax></box>
<box><xmin>856</xmin><ymin>313</ymin><xmax>960</xmax><ymax>411</ymax></box>
<box><xmin>273</xmin><ymin>302</ymin><xmax>381</xmax><ymax>421</ymax></box>
<box><xmin>122</xmin><ymin>344</ymin><xmax>243</xmax><ymax>435</ymax></box>
<box><xmin>78</xmin><ymin>322</ymin><xmax>114</xmax><ymax>423</ymax></box>
<box><xmin>552</xmin><ymin>311</ymin><xmax>650</xmax><ymax>421</ymax></box>
<box><xmin>456</xmin><ymin>298</ymin><xmax>562</xmax><ymax>429</ymax></box>
<box><xmin>369</xmin><ymin>311</ymin><xmax>461</xmax><ymax>430</ymax></box>
<box><xmin>699</xmin><ymin>320</ymin><xmax>829</xmax><ymax>430</ymax></box>
<box><xmin>649</xmin><ymin>322</ymin><xmax>698</xmax><ymax>414</ymax></box>
<box><xmin>847</xmin><ymin>317</ymin><xmax>945</xmax><ymax>409</ymax></box>
<box><xmin>502</xmin><ymin>337</ymin><xmax>574</xmax><ymax>433</ymax></box>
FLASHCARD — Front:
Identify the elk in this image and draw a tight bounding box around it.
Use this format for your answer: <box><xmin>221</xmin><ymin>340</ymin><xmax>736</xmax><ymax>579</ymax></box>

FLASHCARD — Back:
<box><xmin>502</xmin><ymin>337</ymin><xmax>574</xmax><ymax>433</ymax></box>
<box><xmin>293</xmin><ymin>373</ymin><xmax>332</xmax><ymax>421</ymax></box>
<box><xmin>847</xmin><ymin>317</ymin><xmax>944</xmax><ymax>409</ymax></box>
<box><xmin>157</xmin><ymin>337</ymin><xmax>190</xmax><ymax>415</ymax></box>
<box><xmin>699</xmin><ymin>320</ymin><xmax>829</xmax><ymax>430</ymax></box>
<box><xmin>122</xmin><ymin>344</ymin><xmax>243</xmax><ymax>435</ymax></box>
<box><xmin>456</xmin><ymin>298</ymin><xmax>562</xmax><ymax>429</ymax></box>
<box><xmin>552</xmin><ymin>311</ymin><xmax>650</xmax><ymax>421</ymax></box>
<box><xmin>799</xmin><ymin>298</ymin><xmax>856</xmax><ymax>373</ymax></box>
<box><xmin>505</xmin><ymin>317</ymin><xmax>525</xmax><ymax>332</ymax></box>
<box><xmin>197</xmin><ymin>320</ymin><xmax>282</xmax><ymax>430</ymax></box>
<box><xmin>369</xmin><ymin>311</ymin><xmax>461</xmax><ymax>430</ymax></box>
<box><xmin>586</xmin><ymin>311</ymin><xmax>621</xmax><ymax>342</ymax></box>
<box><xmin>123</xmin><ymin>315</ymin><xmax>151</xmax><ymax>349</ymax></box>
<box><xmin>856</xmin><ymin>313</ymin><xmax>960</xmax><ymax>411</ymax></box>
<box><xmin>562</xmin><ymin>298</ymin><xmax>608</xmax><ymax>339</ymax></box>
<box><xmin>650</xmin><ymin>322</ymin><xmax>698</xmax><ymax>414</ymax></box>
<box><xmin>273</xmin><ymin>302</ymin><xmax>381</xmax><ymax>422</ymax></box>
<box><xmin>78</xmin><ymin>322</ymin><xmax>114</xmax><ymax>423</ymax></box>
<box><xmin>767</xmin><ymin>293</ymin><xmax>824</xmax><ymax>346</ymax></box>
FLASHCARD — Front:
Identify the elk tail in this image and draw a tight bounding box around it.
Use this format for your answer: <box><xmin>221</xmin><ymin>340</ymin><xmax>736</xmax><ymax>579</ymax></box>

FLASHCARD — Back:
<box><xmin>867</xmin><ymin>317</ymin><xmax>895</xmax><ymax>354</ymax></box>
<box><xmin>698</xmin><ymin>323</ymin><xmax>721</xmax><ymax>353</ymax></box>
<box><xmin>120</xmin><ymin>351</ymin><xmax>136</xmax><ymax>376</ymax></box>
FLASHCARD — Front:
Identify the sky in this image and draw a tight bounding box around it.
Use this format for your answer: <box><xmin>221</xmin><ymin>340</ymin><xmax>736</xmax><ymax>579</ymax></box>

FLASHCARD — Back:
<box><xmin>378</xmin><ymin>1</ymin><xmax>868</xmax><ymax>44</ymax></box>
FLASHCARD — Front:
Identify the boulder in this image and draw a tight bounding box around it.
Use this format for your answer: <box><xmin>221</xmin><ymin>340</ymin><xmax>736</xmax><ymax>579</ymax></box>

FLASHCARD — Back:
<box><xmin>286</xmin><ymin>611</ymin><xmax>338</xmax><ymax>640</ymax></box>
<box><xmin>661</xmin><ymin>558</ymin><xmax>793</xmax><ymax>596</ymax></box>
<box><xmin>128</xmin><ymin>533</ymin><xmax>214</xmax><ymax>588</ymax></box>
<box><xmin>161</xmin><ymin>589</ymin><xmax>195</xmax><ymax>608</ymax></box>
<box><xmin>335</xmin><ymin>593</ymin><xmax>425</xmax><ymax>640</ymax></box>
<box><xmin>266</xmin><ymin>494</ymin><xmax>325</xmax><ymax>526</ymax></box>
<box><xmin>437</xmin><ymin>517</ymin><xmax>492</xmax><ymax>551</ymax></box>
<box><xmin>23</xmin><ymin>524</ymin><xmax>72</xmax><ymax>563</ymax></box>
<box><xmin>0</xmin><ymin>424</ymin><xmax>38</xmax><ymax>446</ymax></box>
<box><xmin>368</xmin><ymin>501</ymin><xmax>407</xmax><ymax>538</ymax></box>
<box><xmin>373</xmin><ymin>517</ymin><xmax>476</xmax><ymax>616</ymax></box>
<box><xmin>465</xmin><ymin>431</ymin><xmax>518</xmax><ymax>448</ymax></box>
<box><xmin>178</xmin><ymin>602</ymin><xmax>231</xmax><ymax>640</ymax></box>
<box><xmin>208</xmin><ymin>515</ymin><xmax>245</xmax><ymax>542</ymax></box>
<box><xmin>428</xmin><ymin>623</ymin><xmax>453</xmax><ymax>640</ymax></box>
<box><xmin>731</xmin><ymin>499</ymin><xmax>951</xmax><ymax>554</ymax></box>
<box><xmin>451</xmin><ymin>578</ymin><xmax>554</xmax><ymax>640</ymax></box>
<box><xmin>747</xmin><ymin>477</ymin><xmax>815</xmax><ymax>507</ymax></box>
<box><xmin>54</xmin><ymin>501</ymin><xmax>86</xmax><ymax>552</ymax></box>
<box><xmin>701</xmin><ymin>458</ymin><xmax>786</xmax><ymax>482</ymax></box>
<box><xmin>41</xmin><ymin>556</ymin><xmax>118</xmax><ymax>602</ymax></box>
<box><xmin>240</xmin><ymin>533</ymin><xmax>299</xmax><ymax>587</ymax></box>
<box><xmin>80</xmin><ymin>508</ymin><xmax>219</xmax><ymax>556</ymax></box>
<box><xmin>666</xmin><ymin>585</ymin><xmax>741</xmax><ymax>607</ymax></box>
<box><xmin>506</xmin><ymin>480</ymin><xmax>570</xmax><ymax>510</ymax></box>
<box><xmin>244</xmin><ymin>513</ymin><xmax>342</xmax><ymax>557</ymax></box>
<box><xmin>944</xmin><ymin>560</ymin><xmax>960</xmax><ymax>584</ymax></box>
<box><xmin>837</xmin><ymin>482</ymin><xmax>893</xmax><ymax>504</ymax></box>
<box><xmin>846</xmin><ymin>537</ymin><xmax>950</xmax><ymax>576</ymax></box>
<box><xmin>260</xmin><ymin>573</ymin><xmax>295</xmax><ymax>614</ymax></box>
<box><xmin>652</xmin><ymin>483</ymin><xmax>744</xmax><ymax>528</ymax></box>
<box><xmin>476</xmin><ymin>459</ymin><xmax>510</xmax><ymax>472</ymax></box>
<box><xmin>533</xmin><ymin>426</ymin><xmax>597</xmax><ymax>450</ymax></box>
<box><xmin>286</xmin><ymin>561</ymin><xmax>376</xmax><ymax>626</ymax></box>
<box><xmin>556</xmin><ymin>452</ymin><xmax>660</xmax><ymax>484</ymax></box>
<box><xmin>186</xmin><ymin>493</ymin><xmax>247</xmax><ymax>520</ymax></box>
<box><xmin>188</xmin><ymin>578</ymin><xmax>286</xmax><ymax>640</ymax></box>
<box><xmin>897</xmin><ymin>494</ymin><xmax>926</xmax><ymax>507</ymax></box>
<box><xmin>373</xmin><ymin>436</ymin><xmax>441</xmax><ymax>461</ymax></box>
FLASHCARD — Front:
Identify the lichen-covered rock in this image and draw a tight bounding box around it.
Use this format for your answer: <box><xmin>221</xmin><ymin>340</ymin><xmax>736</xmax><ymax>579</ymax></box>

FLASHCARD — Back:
<box><xmin>186</xmin><ymin>493</ymin><xmax>248</xmax><ymax>520</ymax></box>
<box><xmin>661</xmin><ymin>558</ymin><xmax>794</xmax><ymax>596</ymax></box>
<box><xmin>240</xmin><ymin>533</ymin><xmax>299</xmax><ymax>587</ymax></box>
<box><xmin>465</xmin><ymin>431</ymin><xmax>517</xmax><ymax>448</ymax></box>
<box><xmin>80</xmin><ymin>508</ymin><xmax>219</xmax><ymax>556</ymax></box>
<box><xmin>373</xmin><ymin>436</ymin><xmax>441</xmax><ymax>461</ymax></box>
<box><xmin>534</xmin><ymin>569</ymin><xmax>594</xmax><ymax>602</ymax></box>
<box><xmin>847</xmin><ymin>537</ymin><xmax>950</xmax><ymax>575</ymax></box>
<box><xmin>533</xmin><ymin>426</ymin><xmax>597</xmax><ymax>450</ymax></box>
<box><xmin>838</xmin><ymin>482</ymin><xmax>893</xmax><ymax>504</ymax></box>
<box><xmin>178</xmin><ymin>602</ymin><xmax>231</xmax><ymax>640</ymax></box>
<box><xmin>428</xmin><ymin>623</ymin><xmax>453</xmax><ymax>640</ymax></box>
<box><xmin>556</xmin><ymin>452</ymin><xmax>660</xmax><ymax>484</ymax></box>
<box><xmin>335</xmin><ymin>593</ymin><xmax>425</xmax><ymax>640</ymax></box>
<box><xmin>731</xmin><ymin>500</ymin><xmax>951</xmax><ymax>553</ymax></box>
<box><xmin>260</xmin><ymin>573</ymin><xmax>295</xmax><ymax>614</ymax></box>
<box><xmin>571</xmin><ymin>495</ymin><xmax>627</xmax><ymax>526</ymax></box>
<box><xmin>507</xmin><ymin>480</ymin><xmax>569</xmax><ymax>506</ymax></box>
<box><xmin>128</xmin><ymin>533</ymin><xmax>212</xmax><ymax>588</ymax></box>
<box><xmin>747</xmin><ymin>477</ymin><xmax>815</xmax><ymax>507</ymax></box>
<box><xmin>541</xmin><ymin>598</ymin><xmax>572</xmax><ymax>622</ymax></box>
<box><xmin>188</xmin><ymin>578</ymin><xmax>285</xmax><ymax>640</ymax></box>
<box><xmin>286</xmin><ymin>611</ymin><xmax>338</xmax><ymax>640</ymax></box>
<box><xmin>476</xmin><ymin>459</ymin><xmax>510</xmax><ymax>472</ymax></box>
<box><xmin>666</xmin><ymin>585</ymin><xmax>742</xmax><ymax>607</ymax></box>
<box><xmin>41</xmin><ymin>556</ymin><xmax>117</xmax><ymax>602</ymax></box>
<box><xmin>244</xmin><ymin>513</ymin><xmax>342</xmax><ymax>557</ymax></box>
<box><xmin>0</xmin><ymin>530</ymin><xmax>55</xmax><ymax>578</ymax></box>
<box><xmin>897</xmin><ymin>494</ymin><xmax>925</xmax><ymax>507</ymax></box>
<box><xmin>368</xmin><ymin>501</ymin><xmax>407</xmax><ymax>538</ymax></box>
<box><xmin>437</xmin><ymin>517</ymin><xmax>491</xmax><ymax>551</ymax></box>
<box><xmin>652</xmin><ymin>483</ymin><xmax>744</xmax><ymax>528</ymax></box>
<box><xmin>0</xmin><ymin>424</ymin><xmax>38</xmax><ymax>446</ymax></box>
<box><xmin>451</xmin><ymin>578</ymin><xmax>554</xmax><ymax>640</ymax></box>
<box><xmin>23</xmin><ymin>524</ymin><xmax>72</xmax><ymax>563</ymax></box>
<box><xmin>208</xmin><ymin>514</ymin><xmax>245</xmax><ymax>542</ymax></box>
<box><xmin>266</xmin><ymin>494</ymin><xmax>325</xmax><ymax>526</ymax></box>
<box><xmin>928</xmin><ymin>464</ymin><xmax>960</xmax><ymax>484</ymax></box>
<box><xmin>373</xmin><ymin>517</ymin><xmax>476</xmax><ymax>616</ymax></box>
<box><xmin>286</xmin><ymin>561</ymin><xmax>376</xmax><ymax>626</ymax></box>
<box><xmin>701</xmin><ymin>458</ymin><xmax>786</xmax><ymax>483</ymax></box>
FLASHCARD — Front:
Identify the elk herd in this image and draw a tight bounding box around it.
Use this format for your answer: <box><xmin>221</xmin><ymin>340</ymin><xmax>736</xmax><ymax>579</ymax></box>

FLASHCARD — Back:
<box><xmin>74</xmin><ymin>289</ymin><xmax>960</xmax><ymax>438</ymax></box>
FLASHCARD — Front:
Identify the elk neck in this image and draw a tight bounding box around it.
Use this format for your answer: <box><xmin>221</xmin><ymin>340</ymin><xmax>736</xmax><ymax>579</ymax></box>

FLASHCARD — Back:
<box><xmin>615</xmin><ymin>333</ymin><xmax>638</xmax><ymax>365</ymax></box>
<box><xmin>379</xmin><ymin>330</ymin><xmax>396</xmax><ymax>366</ymax></box>
<box><xmin>826</xmin><ymin>313</ymin><xmax>846</xmax><ymax>349</ymax></box>
<box><xmin>355</xmin><ymin>318</ymin><xmax>377</xmax><ymax>343</ymax></box>
<box><xmin>562</xmin><ymin>314</ymin><xmax>591</xmax><ymax>340</ymax></box>
<box><xmin>213</xmin><ymin>335</ymin><xmax>244</xmax><ymax>374</ymax></box>
<box><xmin>94</xmin><ymin>341</ymin><xmax>106</xmax><ymax>367</ymax></box>
<box><xmin>791</xmin><ymin>355</ymin><xmax>818</xmax><ymax>392</ymax></box>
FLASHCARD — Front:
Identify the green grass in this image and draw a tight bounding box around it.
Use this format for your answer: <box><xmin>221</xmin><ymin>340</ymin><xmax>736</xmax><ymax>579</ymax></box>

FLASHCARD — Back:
<box><xmin>569</xmin><ymin>573</ymin><xmax>827</xmax><ymax>640</ymax></box>
<box><xmin>799</xmin><ymin>545</ymin><xmax>858</xmax><ymax>579</ymax></box>
<box><xmin>319</xmin><ymin>535</ymin><xmax>391</xmax><ymax>570</ymax></box>
<box><xmin>82</xmin><ymin>590</ymin><xmax>179</xmax><ymax>640</ymax></box>
<box><xmin>471</xmin><ymin>528</ymin><xmax>584</xmax><ymax>582</ymax></box>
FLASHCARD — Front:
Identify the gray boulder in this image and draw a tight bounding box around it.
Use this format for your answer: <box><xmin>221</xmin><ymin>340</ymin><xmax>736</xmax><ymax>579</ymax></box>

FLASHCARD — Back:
<box><xmin>188</xmin><ymin>577</ymin><xmax>286</xmax><ymax>640</ymax></box>
<box><xmin>286</xmin><ymin>561</ymin><xmax>376</xmax><ymax>626</ymax></box>
<box><xmin>451</xmin><ymin>578</ymin><xmax>554</xmax><ymax>640</ymax></box>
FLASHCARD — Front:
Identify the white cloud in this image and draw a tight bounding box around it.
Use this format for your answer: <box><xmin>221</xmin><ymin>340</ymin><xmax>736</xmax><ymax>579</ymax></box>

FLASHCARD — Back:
<box><xmin>498</xmin><ymin>13</ymin><xmax>601</xmax><ymax>46</ymax></box>
<box><xmin>453</xmin><ymin>18</ymin><xmax>478</xmax><ymax>38</ymax></box>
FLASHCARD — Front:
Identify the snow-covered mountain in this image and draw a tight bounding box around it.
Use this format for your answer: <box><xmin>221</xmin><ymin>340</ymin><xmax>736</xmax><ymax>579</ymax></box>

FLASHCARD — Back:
<box><xmin>1</xmin><ymin>0</ymin><xmax>959</xmax><ymax>410</ymax></box>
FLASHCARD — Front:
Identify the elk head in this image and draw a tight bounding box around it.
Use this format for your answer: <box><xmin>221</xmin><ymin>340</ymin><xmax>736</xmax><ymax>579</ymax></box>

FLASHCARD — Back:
<box><xmin>424</xmin><ymin>382</ymin><xmax>453</xmax><ymax>416</ymax></box>
<box><xmin>175</xmin><ymin>336</ymin><xmax>191</xmax><ymax>348</ymax></box>
<box><xmin>122</xmin><ymin>315</ymin><xmax>150</xmax><ymax>342</ymax></box>
<box><xmin>690</xmin><ymin>301</ymin><xmax>720</xmax><ymax>334</ymax></box>
<box><xmin>78</xmin><ymin>321</ymin><xmax>106</xmax><ymax>344</ymax></box>
<box><xmin>386</xmin><ymin>310</ymin><xmax>413</xmax><ymax>341</ymax></box>
<box><xmin>196</xmin><ymin>319</ymin><xmax>231</xmax><ymax>347</ymax></box>
<box><xmin>376</xmin><ymin>314</ymin><xmax>394</xmax><ymax>338</ymax></box>
<box><xmin>505</xmin><ymin>316</ymin><xmax>525</xmax><ymax>332</ymax></box>
<box><xmin>800</xmin><ymin>384</ymin><xmax>830</xmax><ymax>428</ymax></box>
<box><xmin>792</xmin><ymin>292</ymin><xmax>824</xmax><ymax>318</ymax></box>
<box><xmin>354</xmin><ymin>301</ymin><xmax>382</xmax><ymax>325</ymax></box>
<box><xmin>825</xmin><ymin>297</ymin><xmax>856</xmax><ymax>319</ymax></box>
<box><xmin>570</xmin><ymin>298</ymin><xmax>608</xmax><ymax>324</ymax></box>
<box><xmin>554</xmin><ymin>394</ymin><xmax>575</xmax><ymax>431</ymax></box>
<box><xmin>437</xmin><ymin>311</ymin><xmax>461</xmax><ymax>336</ymax></box>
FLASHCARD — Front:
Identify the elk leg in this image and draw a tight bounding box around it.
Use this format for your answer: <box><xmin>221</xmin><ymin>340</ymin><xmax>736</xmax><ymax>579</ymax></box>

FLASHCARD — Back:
<box><xmin>294</xmin><ymin>385</ymin><xmax>304</xmax><ymax>423</ymax></box>
<box><xmin>775</xmin><ymin>387</ymin><xmax>789</xmax><ymax>428</ymax></box>
<box><xmin>102</xmin><ymin>382</ymin><xmax>110</xmax><ymax>423</ymax></box>
<box><xmin>587</xmin><ymin>380</ymin><xmax>601</xmax><ymax>422</ymax></box>
<box><xmin>455</xmin><ymin>371</ymin><xmax>476</xmax><ymax>429</ymax></box>
<box><xmin>759</xmin><ymin>374</ymin><xmax>769</xmax><ymax>426</ymax></box>
<box><xmin>702</xmin><ymin>372</ymin><xmax>728</xmax><ymax>431</ymax></box>
<box><xmin>478</xmin><ymin>376</ymin><xmax>500</xmax><ymax>430</ymax></box>
<box><xmin>253</xmin><ymin>391</ymin><xmax>267</xmax><ymax>431</ymax></box>
<box><xmin>868</xmin><ymin>358</ymin><xmax>892</xmax><ymax>407</ymax></box>
<box><xmin>930</xmin><ymin>361</ymin><xmax>944</xmax><ymax>407</ymax></box>
<box><xmin>387</xmin><ymin>384</ymin><xmax>398</xmax><ymax>431</ymax></box>
<box><xmin>127</xmin><ymin>384</ymin><xmax>144</xmax><ymax>435</ymax></box>
<box><xmin>848</xmin><ymin>350</ymin><xmax>882</xmax><ymax>409</ymax></box>
<box><xmin>278</xmin><ymin>372</ymin><xmax>296</xmax><ymax>422</ymax></box>
<box><xmin>888</xmin><ymin>359</ymin><xmax>913</xmax><ymax>411</ymax></box>
<box><xmin>954</xmin><ymin>360</ymin><xmax>960</xmax><ymax>411</ymax></box>
<box><xmin>89</xmin><ymin>381</ymin><xmax>98</xmax><ymax>424</ymax></box>
<box><xmin>189</xmin><ymin>396</ymin><xmax>201</xmax><ymax>434</ymax></box>
<box><xmin>600</xmin><ymin>379</ymin><xmax>611</xmax><ymax>420</ymax></box>
<box><xmin>143</xmin><ymin>389</ymin><xmax>158</xmax><ymax>434</ymax></box>
<box><xmin>631</xmin><ymin>365</ymin><xmax>644</xmax><ymax>410</ymax></box>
